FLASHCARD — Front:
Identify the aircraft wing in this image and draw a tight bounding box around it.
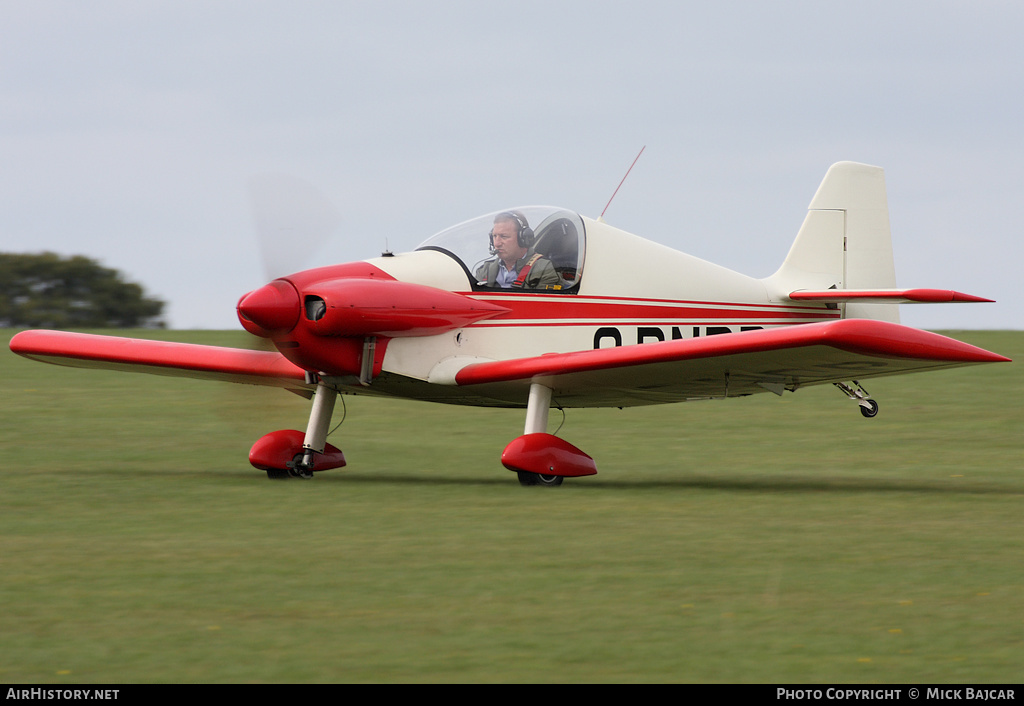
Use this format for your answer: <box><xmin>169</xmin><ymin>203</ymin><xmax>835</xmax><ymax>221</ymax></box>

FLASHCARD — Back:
<box><xmin>451</xmin><ymin>320</ymin><xmax>1009</xmax><ymax>407</ymax></box>
<box><xmin>9</xmin><ymin>330</ymin><xmax>313</xmax><ymax>393</ymax></box>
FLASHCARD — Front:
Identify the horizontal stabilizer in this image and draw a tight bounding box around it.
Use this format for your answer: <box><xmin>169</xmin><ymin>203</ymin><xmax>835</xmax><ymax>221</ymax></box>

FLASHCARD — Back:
<box><xmin>789</xmin><ymin>289</ymin><xmax>994</xmax><ymax>304</ymax></box>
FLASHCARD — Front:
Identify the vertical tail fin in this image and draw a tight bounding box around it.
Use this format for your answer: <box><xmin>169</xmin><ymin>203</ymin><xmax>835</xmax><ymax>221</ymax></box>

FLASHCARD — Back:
<box><xmin>767</xmin><ymin>162</ymin><xmax>899</xmax><ymax>322</ymax></box>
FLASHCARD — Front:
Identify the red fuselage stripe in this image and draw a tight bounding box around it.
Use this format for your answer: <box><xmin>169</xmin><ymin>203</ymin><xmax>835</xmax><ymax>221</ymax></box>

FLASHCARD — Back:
<box><xmin>461</xmin><ymin>293</ymin><xmax>839</xmax><ymax>323</ymax></box>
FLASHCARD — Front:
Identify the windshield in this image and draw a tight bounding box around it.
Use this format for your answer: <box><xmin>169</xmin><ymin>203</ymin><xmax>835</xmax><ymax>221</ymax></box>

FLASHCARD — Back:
<box><xmin>416</xmin><ymin>206</ymin><xmax>585</xmax><ymax>293</ymax></box>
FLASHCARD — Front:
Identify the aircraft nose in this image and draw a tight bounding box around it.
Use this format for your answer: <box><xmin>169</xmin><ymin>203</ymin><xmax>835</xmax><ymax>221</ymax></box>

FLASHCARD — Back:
<box><xmin>237</xmin><ymin>280</ymin><xmax>301</xmax><ymax>335</ymax></box>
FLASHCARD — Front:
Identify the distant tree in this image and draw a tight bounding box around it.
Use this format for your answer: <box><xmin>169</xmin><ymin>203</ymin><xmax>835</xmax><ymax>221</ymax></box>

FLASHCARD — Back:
<box><xmin>0</xmin><ymin>252</ymin><xmax>166</xmax><ymax>329</ymax></box>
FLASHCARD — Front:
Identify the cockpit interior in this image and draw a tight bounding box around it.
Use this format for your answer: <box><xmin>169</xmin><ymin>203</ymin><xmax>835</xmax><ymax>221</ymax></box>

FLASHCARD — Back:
<box><xmin>416</xmin><ymin>207</ymin><xmax>586</xmax><ymax>293</ymax></box>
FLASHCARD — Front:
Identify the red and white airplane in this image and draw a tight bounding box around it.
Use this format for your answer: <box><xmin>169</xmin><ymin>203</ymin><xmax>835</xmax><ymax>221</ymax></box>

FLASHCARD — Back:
<box><xmin>10</xmin><ymin>162</ymin><xmax>1010</xmax><ymax>485</ymax></box>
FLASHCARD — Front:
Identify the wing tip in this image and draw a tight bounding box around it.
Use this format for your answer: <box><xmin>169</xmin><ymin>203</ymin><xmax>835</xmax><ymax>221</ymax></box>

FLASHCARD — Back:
<box><xmin>825</xmin><ymin>319</ymin><xmax>1010</xmax><ymax>363</ymax></box>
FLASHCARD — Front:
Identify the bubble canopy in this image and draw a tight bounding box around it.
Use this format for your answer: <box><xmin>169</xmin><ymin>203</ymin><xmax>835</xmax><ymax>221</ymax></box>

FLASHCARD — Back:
<box><xmin>415</xmin><ymin>207</ymin><xmax>586</xmax><ymax>293</ymax></box>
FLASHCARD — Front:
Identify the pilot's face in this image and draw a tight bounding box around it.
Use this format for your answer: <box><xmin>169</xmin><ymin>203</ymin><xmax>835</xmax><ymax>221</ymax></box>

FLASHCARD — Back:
<box><xmin>491</xmin><ymin>219</ymin><xmax>525</xmax><ymax>264</ymax></box>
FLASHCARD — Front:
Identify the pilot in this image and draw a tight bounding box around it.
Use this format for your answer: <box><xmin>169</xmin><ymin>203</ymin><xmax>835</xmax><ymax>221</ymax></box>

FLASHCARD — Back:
<box><xmin>475</xmin><ymin>211</ymin><xmax>561</xmax><ymax>290</ymax></box>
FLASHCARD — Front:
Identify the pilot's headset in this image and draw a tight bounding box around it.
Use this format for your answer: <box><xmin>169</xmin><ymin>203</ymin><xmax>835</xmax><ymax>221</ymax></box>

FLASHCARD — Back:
<box><xmin>489</xmin><ymin>211</ymin><xmax>535</xmax><ymax>254</ymax></box>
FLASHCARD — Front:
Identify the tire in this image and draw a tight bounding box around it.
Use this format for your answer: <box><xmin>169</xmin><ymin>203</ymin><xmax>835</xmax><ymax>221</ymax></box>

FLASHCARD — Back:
<box><xmin>860</xmin><ymin>399</ymin><xmax>879</xmax><ymax>418</ymax></box>
<box><xmin>517</xmin><ymin>471</ymin><xmax>539</xmax><ymax>486</ymax></box>
<box><xmin>517</xmin><ymin>471</ymin><xmax>564</xmax><ymax>487</ymax></box>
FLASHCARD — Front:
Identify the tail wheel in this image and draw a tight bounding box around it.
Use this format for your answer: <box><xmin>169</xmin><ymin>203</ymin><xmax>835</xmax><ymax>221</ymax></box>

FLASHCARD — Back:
<box><xmin>860</xmin><ymin>400</ymin><xmax>879</xmax><ymax>418</ymax></box>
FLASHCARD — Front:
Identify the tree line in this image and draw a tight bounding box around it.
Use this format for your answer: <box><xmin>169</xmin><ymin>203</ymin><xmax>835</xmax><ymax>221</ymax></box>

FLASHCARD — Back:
<box><xmin>0</xmin><ymin>252</ymin><xmax>165</xmax><ymax>328</ymax></box>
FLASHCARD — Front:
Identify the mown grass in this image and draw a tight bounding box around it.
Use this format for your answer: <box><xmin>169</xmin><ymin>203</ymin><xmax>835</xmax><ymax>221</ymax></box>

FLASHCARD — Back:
<box><xmin>1</xmin><ymin>329</ymin><xmax>1020</xmax><ymax>683</ymax></box>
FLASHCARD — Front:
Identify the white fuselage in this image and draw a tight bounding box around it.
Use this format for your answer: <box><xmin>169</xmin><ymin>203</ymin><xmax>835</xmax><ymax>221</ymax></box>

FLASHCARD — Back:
<box><xmin>368</xmin><ymin>216</ymin><xmax>837</xmax><ymax>385</ymax></box>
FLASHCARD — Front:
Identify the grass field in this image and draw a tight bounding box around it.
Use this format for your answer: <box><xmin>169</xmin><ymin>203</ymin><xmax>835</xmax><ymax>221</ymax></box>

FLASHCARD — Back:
<box><xmin>1</xmin><ymin>329</ymin><xmax>1020</xmax><ymax>683</ymax></box>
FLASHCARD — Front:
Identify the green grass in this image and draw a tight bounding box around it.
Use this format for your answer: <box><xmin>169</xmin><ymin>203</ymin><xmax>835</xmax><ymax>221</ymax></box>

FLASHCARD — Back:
<box><xmin>1</xmin><ymin>329</ymin><xmax>1021</xmax><ymax>683</ymax></box>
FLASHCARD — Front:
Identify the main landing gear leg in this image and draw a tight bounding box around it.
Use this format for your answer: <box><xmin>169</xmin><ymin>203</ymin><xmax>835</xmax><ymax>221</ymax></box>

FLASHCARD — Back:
<box><xmin>290</xmin><ymin>380</ymin><xmax>338</xmax><ymax>478</ymax></box>
<box><xmin>834</xmin><ymin>380</ymin><xmax>879</xmax><ymax>418</ymax></box>
<box><xmin>524</xmin><ymin>382</ymin><xmax>552</xmax><ymax>436</ymax></box>
<box><xmin>502</xmin><ymin>381</ymin><xmax>596</xmax><ymax>485</ymax></box>
<box><xmin>516</xmin><ymin>383</ymin><xmax>563</xmax><ymax>487</ymax></box>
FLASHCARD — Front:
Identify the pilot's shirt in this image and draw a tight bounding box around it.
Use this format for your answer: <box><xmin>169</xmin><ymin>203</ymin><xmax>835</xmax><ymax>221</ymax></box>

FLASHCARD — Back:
<box><xmin>495</xmin><ymin>261</ymin><xmax>519</xmax><ymax>288</ymax></box>
<box><xmin>476</xmin><ymin>253</ymin><xmax>561</xmax><ymax>289</ymax></box>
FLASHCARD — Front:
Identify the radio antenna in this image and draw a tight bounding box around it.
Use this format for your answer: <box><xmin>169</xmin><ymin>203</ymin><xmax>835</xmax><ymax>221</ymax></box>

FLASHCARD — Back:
<box><xmin>600</xmin><ymin>145</ymin><xmax>645</xmax><ymax>221</ymax></box>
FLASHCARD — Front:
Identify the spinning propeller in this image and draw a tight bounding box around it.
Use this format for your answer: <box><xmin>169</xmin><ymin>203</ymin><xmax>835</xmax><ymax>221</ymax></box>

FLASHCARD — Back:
<box><xmin>248</xmin><ymin>173</ymin><xmax>341</xmax><ymax>282</ymax></box>
<box><xmin>237</xmin><ymin>174</ymin><xmax>508</xmax><ymax>477</ymax></box>
<box><xmin>238</xmin><ymin>174</ymin><xmax>507</xmax><ymax>360</ymax></box>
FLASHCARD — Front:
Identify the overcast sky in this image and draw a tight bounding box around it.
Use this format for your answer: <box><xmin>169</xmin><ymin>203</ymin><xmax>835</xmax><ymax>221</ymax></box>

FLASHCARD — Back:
<box><xmin>2</xmin><ymin>1</ymin><xmax>1021</xmax><ymax>330</ymax></box>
